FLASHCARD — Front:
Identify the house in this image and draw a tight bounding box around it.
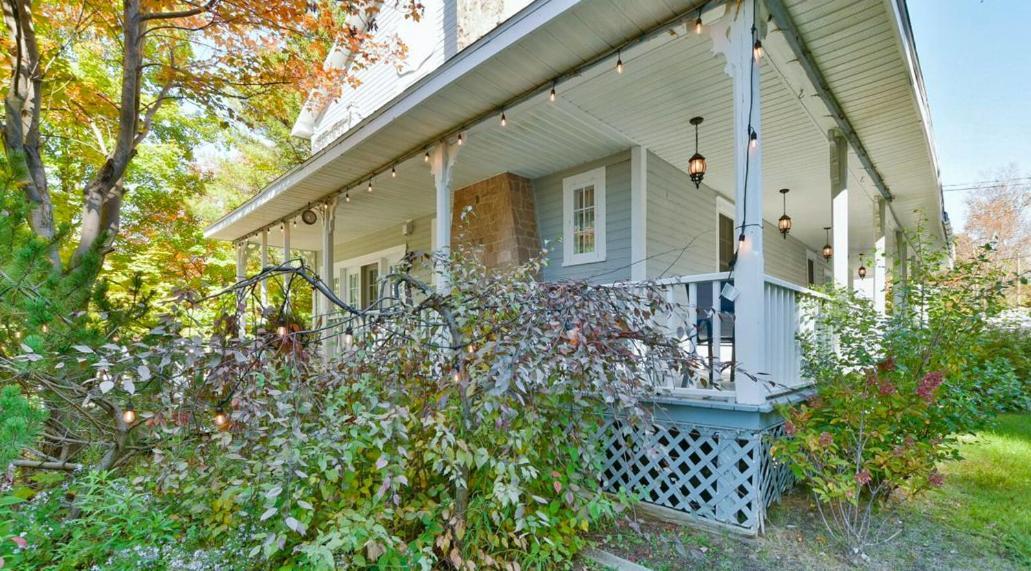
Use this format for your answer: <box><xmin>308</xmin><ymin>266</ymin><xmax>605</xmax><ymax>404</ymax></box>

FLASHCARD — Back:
<box><xmin>205</xmin><ymin>0</ymin><xmax>947</xmax><ymax>534</ymax></box>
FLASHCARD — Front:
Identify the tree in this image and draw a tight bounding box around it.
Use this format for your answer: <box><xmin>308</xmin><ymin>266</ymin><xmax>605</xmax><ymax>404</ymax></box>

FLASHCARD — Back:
<box><xmin>954</xmin><ymin>167</ymin><xmax>1030</xmax><ymax>306</ymax></box>
<box><xmin>3</xmin><ymin>0</ymin><xmax>416</xmax><ymax>276</ymax></box>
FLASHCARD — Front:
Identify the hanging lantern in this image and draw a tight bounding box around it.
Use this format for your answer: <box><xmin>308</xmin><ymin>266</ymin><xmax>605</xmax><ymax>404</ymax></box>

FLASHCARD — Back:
<box><xmin>822</xmin><ymin>226</ymin><xmax>833</xmax><ymax>260</ymax></box>
<box><xmin>688</xmin><ymin>116</ymin><xmax>707</xmax><ymax>189</ymax></box>
<box><xmin>857</xmin><ymin>258</ymin><xmax>868</xmax><ymax>279</ymax></box>
<box><xmin>777</xmin><ymin>188</ymin><xmax>792</xmax><ymax>239</ymax></box>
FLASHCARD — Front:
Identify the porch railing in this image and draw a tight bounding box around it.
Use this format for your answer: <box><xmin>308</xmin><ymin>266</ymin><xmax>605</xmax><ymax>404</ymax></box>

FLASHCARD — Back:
<box><xmin>619</xmin><ymin>272</ymin><xmax>826</xmax><ymax>402</ymax></box>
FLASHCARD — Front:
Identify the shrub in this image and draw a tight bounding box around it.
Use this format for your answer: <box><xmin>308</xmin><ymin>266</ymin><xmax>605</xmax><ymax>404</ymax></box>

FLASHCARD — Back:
<box><xmin>776</xmin><ymin>231</ymin><xmax>1013</xmax><ymax>557</ymax></box>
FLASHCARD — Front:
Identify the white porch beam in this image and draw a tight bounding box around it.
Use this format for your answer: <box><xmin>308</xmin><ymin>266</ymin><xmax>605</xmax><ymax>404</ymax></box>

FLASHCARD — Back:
<box><xmin>430</xmin><ymin>140</ymin><xmax>459</xmax><ymax>294</ymax></box>
<box><xmin>282</xmin><ymin>221</ymin><xmax>292</xmax><ymax>311</ymax></box>
<box><xmin>260</xmin><ymin>229</ymin><xmax>269</xmax><ymax>306</ymax></box>
<box><xmin>713</xmin><ymin>2</ymin><xmax>765</xmax><ymax>405</ymax></box>
<box><xmin>320</xmin><ymin>198</ymin><xmax>338</xmax><ymax>362</ymax></box>
<box><xmin>630</xmin><ymin>145</ymin><xmax>648</xmax><ymax>281</ymax></box>
<box><xmin>873</xmin><ymin>198</ymin><xmax>888</xmax><ymax>314</ymax></box>
<box><xmin>235</xmin><ymin>242</ymin><xmax>247</xmax><ymax>338</ymax></box>
<box><xmin>830</xmin><ymin>130</ymin><xmax>850</xmax><ymax>288</ymax></box>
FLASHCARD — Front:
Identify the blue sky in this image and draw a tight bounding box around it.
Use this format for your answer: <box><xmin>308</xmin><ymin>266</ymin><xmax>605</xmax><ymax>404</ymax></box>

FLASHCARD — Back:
<box><xmin>908</xmin><ymin>0</ymin><xmax>1031</xmax><ymax>231</ymax></box>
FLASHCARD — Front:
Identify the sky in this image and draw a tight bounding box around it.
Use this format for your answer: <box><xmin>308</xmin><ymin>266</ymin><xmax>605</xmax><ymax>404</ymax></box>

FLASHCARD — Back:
<box><xmin>908</xmin><ymin>0</ymin><xmax>1031</xmax><ymax>232</ymax></box>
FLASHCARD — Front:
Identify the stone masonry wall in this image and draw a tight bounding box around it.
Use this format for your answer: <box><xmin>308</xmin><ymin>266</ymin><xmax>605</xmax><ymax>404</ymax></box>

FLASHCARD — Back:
<box><xmin>452</xmin><ymin>172</ymin><xmax>540</xmax><ymax>268</ymax></box>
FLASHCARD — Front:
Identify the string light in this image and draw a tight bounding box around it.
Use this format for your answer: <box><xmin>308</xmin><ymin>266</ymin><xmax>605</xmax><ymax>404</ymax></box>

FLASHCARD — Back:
<box><xmin>457</xmin><ymin>133</ymin><xmax>464</xmax><ymax>145</ymax></box>
<box><xmin>500</xmin><ymin>111</ymin><xmax>507</xmax><ymax>127</ymax></box>
<box><xmin>549</xmin><ymin>84</ymin><xmax>556</xmax><ymax>102</ymax></box>
<box><xmin>343</xmin><ymin>326</ymin><xmax>354</xmax><ymax>349</ymax></box>
<box><xmin>694</xmin><ymin>15</ymin><xmax>703</xmax><ymax>34</ymax></box>
<box><xmin>367</xmin><ymin>179</ymin><xmax>373</xmax><ymax>193</ymax></box>
<box><xmin>213</xmin><ymin>408</ymin><xmax>229</xmax><ymax>428</ymax></box>
<box><xmin>424</xmin><ymin>149</ymin><xmax>430</xmax><ymax>162</ymax></box>
<box><xmin>616</xmin><ymin>50</ymin><xmax>624</xmax><ymax>74</ymax></box>
<box><xmin>277</xmin><ymin>324</ymin><xmax>288</xmax><ymax>337</ymax></box>
<box><xmin>749</xmin><ymin>128</ymin><xmax>758</xmax><ymax>149</ymax></box>
<box><xmin>753</xmin><ymin>38</ymin><xmax>763</xmax><ymax>61</ymax></box>
<box><xmin>293</xmin><ymin>217</ymin><xmax>298</xmax><ymax>228</ymax></box>
<box><xmin>345</xmin><ymin>193</ymin><xmax>350</xmax><ymax>203</ymax></box>
<box><xmin>122</xmin><ymin>407</ymin><xmax>137</xmax><ymax>424</ymax></box>
<box><xmin>391</xmin><ymin>165</ymin><xmax>397</xmax><ymax>178</ymax></box>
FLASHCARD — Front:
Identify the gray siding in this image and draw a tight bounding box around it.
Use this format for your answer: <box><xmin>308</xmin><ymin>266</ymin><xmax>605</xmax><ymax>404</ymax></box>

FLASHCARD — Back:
<box><xmin>762</xmin><ymin>221</ymin><xmax>808</xmax><ymax>286</ymax></box>
<box><xmin>534</xmin><ymin>152</ymin><xmax>632</xmax><ymax>283</ymax></box>
<box><xmin>333</xmin><ymin>214</ymin><xmax>433</xmax><ymax>263</ymax></box>
<box><xmin>645</xmin><ymin>151</ymin><xmax>718</xmax><ymax>278</ymax></box>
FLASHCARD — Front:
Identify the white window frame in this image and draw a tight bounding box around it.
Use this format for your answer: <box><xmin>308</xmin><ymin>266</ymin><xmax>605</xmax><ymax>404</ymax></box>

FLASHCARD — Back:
<box><xmin>334</xmin><ymin>244</ymin><xmax>407</xmax><ymax>308</ymax></box>
<box><xmin>562</xmin><ymin>167</ymin><xmax>606</xmax><ymax>266</ymax></box>
<box><xmin>716</xmin><ymin>195</ymin><xmax>736</xmax><ymax>272</ymax></box>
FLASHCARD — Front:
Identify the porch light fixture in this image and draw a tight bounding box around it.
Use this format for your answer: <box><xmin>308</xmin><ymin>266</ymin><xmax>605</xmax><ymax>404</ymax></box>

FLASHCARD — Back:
<box><xmin>688</xmin><ymin>116</ymin><xmax>707</xmax><ymax>189</ymax></box>
<box><xmin>777</xmin><ymin>188</ymin><xmax>792</xmax><ymax>238</ymax></box>
<box><xmin>822</xmin><ymin>227</ymin><xmax>833</xmax><ymax>260</ymax></box>
<box><xmin>301</xmin><ymin>208</ymin><xmax>318</xmax><ymax>225</ymax></box>
<box><xmin>858</xmin><ymin>257</ymin><xmax>868</xmax><ymax>279</ymax></box>
<box><xmin>616</xmin><ymin>50</ymin><xmax>624</xmax><ymax>74</ymax></box>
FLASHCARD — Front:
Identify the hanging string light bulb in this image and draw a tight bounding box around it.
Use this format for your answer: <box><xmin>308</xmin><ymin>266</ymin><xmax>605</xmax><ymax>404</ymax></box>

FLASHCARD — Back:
<box><xmin>753</xmin><ymin>38</ymin><xmax>763</xmax><ymax>61</ymax></box>
<box><xmin>367</xmin><ymin>179</ymin><xmax>373</xmax><ymax>193</ymax></box>
<box><xmin>549</xmin><ymin>83</ymin><xmax>556</xmax><ymax>102</ymax></box>
<box><xmin>391</xmin><ymin>165</ymin><xmax>397</xmax><ymax>178</ymax></box>
<box><xmin>122</xmin><ymin>407</ymin><xmax>137</xmax><ymax>425</ymax></box>
<box><xmin>616</xmin><ymin>50</ymin><xmax>624</xmax><ymax>74</ymax></box>
<box><xmin>213</xmin><ymin>408</ymin><xmax>229</xmax><ymax>428</ymax></box>
<box><xmin>343</xmin><ymin>326</ymin><xmax>354</xmax><ymax>349</ymax></box>
<box><xmin>457</xmin><ymin>133</ymin><xmax>464</xmax><ymax>145</ymax></box>
<box><xmin>424</xmin><ymin>149</ymin><xmax>430</xmax><ymax>162</ymax></box>
<box><xmin>777</xmin><ymin>189</ymin><xmax>792</xmax><ymax>238</ymax></box>
<box><xmin>345</xmin><ymin>192</ymin><xmax>350</xmax><ymax>203</ymax></box>
<box><xmin>694</xmin><ymin>11</ymin><xmax>703</xmax><ymax>34</ymax></box>
<box><xmin>749</xmin><ymin>128</ymin><xmax>758</xmax><ymax>149</ymax></box>
<box><xmin>500</xmin><ymin>111</ymin><xmax>507</xmax><ymax>127</ymax></box>
<box><xmin>822</xmin><ymin>227</ymin><xmax>833</xmax><ymax>260</ymax></box>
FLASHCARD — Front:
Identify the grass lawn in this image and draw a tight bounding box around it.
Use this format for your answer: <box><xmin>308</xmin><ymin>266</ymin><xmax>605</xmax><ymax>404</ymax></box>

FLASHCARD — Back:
<box><xmin>583</xmin><ymin>412</ymin><xmax>1030</xmax><ymax>570</ymax></box>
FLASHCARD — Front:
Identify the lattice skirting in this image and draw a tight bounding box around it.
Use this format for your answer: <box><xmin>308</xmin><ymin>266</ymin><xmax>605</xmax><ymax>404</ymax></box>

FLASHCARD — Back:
<box><xmin>597</xmin><ymin>416</ymin><xmax>793</xmax><ymax>534</ymax></box>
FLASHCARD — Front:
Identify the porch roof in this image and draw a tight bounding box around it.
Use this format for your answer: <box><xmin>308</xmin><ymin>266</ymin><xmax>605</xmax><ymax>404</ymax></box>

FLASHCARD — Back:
<box><xmin>204</xmin><ymin>0</ymin><xmax>945</xmax><ymax>256</ymax></box>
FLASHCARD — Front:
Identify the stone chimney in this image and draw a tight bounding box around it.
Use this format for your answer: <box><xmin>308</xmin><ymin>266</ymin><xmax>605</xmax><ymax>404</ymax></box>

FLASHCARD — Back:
<box><xmin>452</xmin><ymin>172</ymin><xmax>540</xmax><ymax>268</ymax></box>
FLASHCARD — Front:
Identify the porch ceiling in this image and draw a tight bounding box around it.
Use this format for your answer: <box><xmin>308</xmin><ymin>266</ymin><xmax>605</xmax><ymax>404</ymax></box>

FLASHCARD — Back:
<box><xmin>214</xmin><ymin>0</ymin><xmax>943</xmax><ymax>260</ymax></box>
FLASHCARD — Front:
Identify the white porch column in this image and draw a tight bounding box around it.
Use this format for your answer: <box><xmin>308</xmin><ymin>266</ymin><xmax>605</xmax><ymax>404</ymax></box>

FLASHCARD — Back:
<box><xmin>260</xmin><ymin>229</ymin><xmax>269</xmax><ymax>307</ymax></box>
<box><xmin>718</xmin><ymin>1</ymin><xmax>765</xmax><ymax>405</ymax></box>
<box><xmin>894</xmin><ymin>229</ymin><xmax>908</xmax><ymax>309</ymax></box>
<box><xmin>282</xmin><ymin>221</ymin><xmax>292</xmax><ymax>311</ymax></box>
<box><xmin>235</xmin><ymin>241</ymin><xmax>247</xmax><ymax>338</ymax></box>
<box><xmin>873</xmin><ymin>198</ymin><xmax>888</xmax><ymax>314</ymax></box>
<box><xmin>630</xmin><ymin>145</ymin><xmax>648</xmax><ymax>281</ymax></box>
<box><xmin>320</xmin><ymin>198</ymin><xmax>338</xmax><ymax>361</ymax></box>
<box><xmin>830</xmin><ymin>130</ymin><xmax>850</xmax><ymax>288</ymax></box>
<box><xmin>430</xmin><ymin>141</ymin><xmax>459</xmax><ymax>294</ymax></box>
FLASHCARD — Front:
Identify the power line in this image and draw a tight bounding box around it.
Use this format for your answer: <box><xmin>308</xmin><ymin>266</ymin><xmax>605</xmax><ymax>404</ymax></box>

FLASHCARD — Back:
<box><xmin>942</xmin><ymin>177</ymin><xmax>1031</xmax><ymax>192</ymax></box>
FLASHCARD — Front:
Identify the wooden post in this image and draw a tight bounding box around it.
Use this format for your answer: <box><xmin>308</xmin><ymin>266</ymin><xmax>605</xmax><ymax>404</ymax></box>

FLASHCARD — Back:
<box><xmin>630</xmin><ymin>145</ymin><xmax>648</xmax><ymax>281</ymax></box>
<box><xmin>430</xmin><ymin>140</ymin><xmax>459</xmax><ymax>294</ymax></box>
<box><xmin>714</xmin><ymin>0</ymin><xmax>766</xmax><ymax>405</ymax></box>
<box><xmin>260</xmin><ymin>229</ymin><xmax>269</xmax><ymax>307</ymax></box>
<box><xmin>830</xmin><ymin>130</ymin><xmax>850</xmax><ymax>289</ymax></box>
<box><xmin>873</xmin><ymin>198</ymin><xmax>888</xmax><ymax>314</ymax></box>
<box><xmin>320</xmin><ymin>198</ymin><xmax>338</xmax><ymax>363</ymax></box>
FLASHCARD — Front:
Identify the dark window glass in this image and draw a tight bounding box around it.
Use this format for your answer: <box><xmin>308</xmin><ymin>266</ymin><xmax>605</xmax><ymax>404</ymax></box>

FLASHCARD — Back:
<box><xmin>718</xmin><ymin>214</ymin><xmax>734</xmax><ymax>272</ymax></box>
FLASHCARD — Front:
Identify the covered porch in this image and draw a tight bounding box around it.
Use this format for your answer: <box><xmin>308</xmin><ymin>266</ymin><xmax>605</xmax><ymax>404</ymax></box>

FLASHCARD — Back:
<box><xmin>205</xmin><ymin>0</ymin><xmax>944</xmax><ymax>533</ymax></box>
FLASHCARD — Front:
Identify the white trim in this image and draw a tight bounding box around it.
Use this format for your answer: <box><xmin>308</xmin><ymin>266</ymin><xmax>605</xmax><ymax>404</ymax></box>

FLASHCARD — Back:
<box><xmin>715</xmin><ymin>195</ymin><xmax>735</xmax><ymax>272</ymax></box>
<box><xmin>562</xmin><ymin>166</ymin><xmax>607</xmax><ymax>267</ymax></box>
<box><xmin>334</xmin><ymin>244</ymin><xmax>407</xmax><ymax>306</ymax></box>
<box><xmin>630</xmin><ymin>146</ymin><xmax>647</xmax><ymax>281</ymax></box>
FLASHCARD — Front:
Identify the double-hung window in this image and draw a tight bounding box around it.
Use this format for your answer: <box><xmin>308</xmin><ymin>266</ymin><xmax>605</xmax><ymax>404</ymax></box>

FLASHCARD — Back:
<box><xmin>562</xmin><ymin>167</ymin><xmax>606</xmax><ymax>266</ymax></box>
